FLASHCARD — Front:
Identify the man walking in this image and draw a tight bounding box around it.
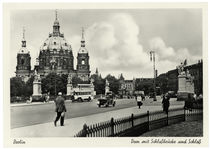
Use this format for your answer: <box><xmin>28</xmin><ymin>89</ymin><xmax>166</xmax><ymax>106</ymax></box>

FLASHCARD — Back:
<box><xmin>54</xmin><ymin>92</ymin><xmax>67</xmax><ymax>127</ymax></box>
<box><xmin>162</xmin><ymin>93</ymin><xmax>170</xmax><ymax>114</ymax></box>
<box><xmin>136</xmin><ymin>94</ymin><xmax>143</xmax><ymax>109</ymax></box>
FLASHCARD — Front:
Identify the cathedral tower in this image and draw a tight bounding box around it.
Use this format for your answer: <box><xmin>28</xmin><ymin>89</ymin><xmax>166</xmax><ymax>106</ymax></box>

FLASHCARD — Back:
<box><xmin>16</xmin><ymin>28</ymin><xmax>31</xmax><ymax>82</ymax></box>
<box><xmin>76</xmin><ymin>28</ymin><xmax>90</xmax><ymax>81</ymax></box>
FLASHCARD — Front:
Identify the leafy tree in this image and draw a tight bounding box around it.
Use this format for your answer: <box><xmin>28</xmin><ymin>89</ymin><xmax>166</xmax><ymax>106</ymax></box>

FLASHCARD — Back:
<box><xmin>135</xmin><ymin>79</ymin><xmax>153</xmax><ymax>95</ymax></box>
<box><xmin>41</xmin><ymin>73</ymin><xmax>64</xmax><ymax>95</ymax></box>
<box><xmin>90</xmin><ymin>74</ymin><xmax>105</xmax><ymax>94</ymax></box>
<box><xmin>10</xmin><ymin>77</ymin><xmax>25</xmax><ymax>97</ymax></box>
<box><xmin>156</xmin><ymin>73</ymin><xmax>168</xmax><ymax>94</ymax></box>
<box><xmin>72</xmin><ymin>75</ymin><xmax>84</xmax><ymax>88</ymax></box>
<box><xmin>105</xmin><ymin>74</ymin><xmax>120</xmax><ymax>95</ymax></box>
<box><xmin>24</xmin><ymin>76</ymin><xmax>34</xmax><ymax>97</ymax></box>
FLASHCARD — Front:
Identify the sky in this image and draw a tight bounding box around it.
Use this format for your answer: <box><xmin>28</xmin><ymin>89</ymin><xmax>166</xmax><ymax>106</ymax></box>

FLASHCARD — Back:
<box><xmin>10</xmin><ymin>9</ymin><xmax>202</xmax><ymax>79</ymax></box>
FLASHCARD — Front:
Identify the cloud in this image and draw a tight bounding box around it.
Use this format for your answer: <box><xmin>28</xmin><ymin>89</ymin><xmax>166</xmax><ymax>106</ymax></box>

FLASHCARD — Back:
<box><xmin>149</xmin><ymin>37</ymin><xmax>201</xmax><ymax>74</ymax></box>
<box><xmin>149</xmin><ymin>37</ymin><xmax>175</xmax><ymax>60</ymax></box>
<box><xmin>69</xmin><ymin>13</ymin><xmax>201</xmax><ymax>79</ymax></box>
<box><xmin>71</xmin><ymin>13</ymin><xmax>152</xmax><ymax>79</ymax></box>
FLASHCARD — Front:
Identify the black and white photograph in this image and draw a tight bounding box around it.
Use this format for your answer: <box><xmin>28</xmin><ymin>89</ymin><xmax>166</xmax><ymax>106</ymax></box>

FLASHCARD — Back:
<box><xmin>3</xmin><ymin>2</ymin><xmax>208</xmax><ymax>147</ymax></box>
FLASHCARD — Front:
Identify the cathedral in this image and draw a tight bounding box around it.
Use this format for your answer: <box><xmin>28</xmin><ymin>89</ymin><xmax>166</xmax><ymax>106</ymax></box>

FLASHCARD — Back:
<box><xmin>16</xmin><ymin>11</ymin><xmax>91</xmax><ymax>82</ymax></box>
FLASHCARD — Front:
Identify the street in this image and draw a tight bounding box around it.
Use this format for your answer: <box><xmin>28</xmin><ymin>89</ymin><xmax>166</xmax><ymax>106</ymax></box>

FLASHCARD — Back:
<box><xmin>11</xmin><ymin>98</ymin><xmax>137</xmax><ymax>128</ymax></box>
<box><xmin>11</xmin><ymin>97</ymin><xmax>184</xmax><ymax>129</ymax></box>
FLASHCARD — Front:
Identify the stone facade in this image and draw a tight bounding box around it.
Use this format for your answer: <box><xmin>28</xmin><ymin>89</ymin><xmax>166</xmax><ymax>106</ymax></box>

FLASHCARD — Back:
<box><xmin>16</xmin><ymin>28</ymin><xmax>32</xmax><ymax>82</ymax></box>
<box><xmin>16</xmin><ymin>12</ymin><xmax>91</xmax><ymax>82</ymax></box>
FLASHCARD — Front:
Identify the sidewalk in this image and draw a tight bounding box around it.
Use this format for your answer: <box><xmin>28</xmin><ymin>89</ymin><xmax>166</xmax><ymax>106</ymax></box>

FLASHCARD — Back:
<box><xmin>11</xmin><ymin>105</ymin><xmax>183</xmax><ymax>137</ymax></box>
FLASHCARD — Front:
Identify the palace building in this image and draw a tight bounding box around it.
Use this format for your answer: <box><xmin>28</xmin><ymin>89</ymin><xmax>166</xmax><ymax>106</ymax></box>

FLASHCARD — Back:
<box><xmin>16</xmin><ymin>11</ymin><xmax>91</xmax><ymax>82</ymax></box>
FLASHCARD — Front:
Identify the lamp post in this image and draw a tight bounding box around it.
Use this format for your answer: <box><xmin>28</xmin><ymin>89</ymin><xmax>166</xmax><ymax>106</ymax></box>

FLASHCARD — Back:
<box><xmin>150</xmin><ymin>51</ymin><xmax>157</xmax><ymax>101</ymax></box>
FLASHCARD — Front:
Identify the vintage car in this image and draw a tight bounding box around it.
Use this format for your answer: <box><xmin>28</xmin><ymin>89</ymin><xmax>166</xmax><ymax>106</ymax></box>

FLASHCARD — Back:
<box><xmin>97</xmin><ymin>92</ymin><xmax>116</xmax><ymax>107</ymax></box>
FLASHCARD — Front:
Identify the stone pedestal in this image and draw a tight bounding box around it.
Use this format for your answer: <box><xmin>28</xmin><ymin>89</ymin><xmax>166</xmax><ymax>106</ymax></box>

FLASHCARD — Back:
<box><xmin>67</xmin><ymin>83</ymin><xmax>73</xmax><ymax>96</ymax></box>
<box><xmin>186</xmin><ymin>79</ymin><xmax>194</xmax><ymax>93</ymax></box>
<box><xmin>178</xmin><ymin>74</ymin><xmax>186</xmax><ymax>93</ymax></box>
<box><xmin>177</xmin><ymin>74</ymin><xmax>194</xmax><ymax>101</ymax></box>
<box><xmin>105</xmin><ymin>86</ymin><xmax>110</xmax><ymax>95</ymax></box>
<box><xmin>32</xmin><ymin>81</ymin><xmax>42</xmax><ymax>100</ymax></box>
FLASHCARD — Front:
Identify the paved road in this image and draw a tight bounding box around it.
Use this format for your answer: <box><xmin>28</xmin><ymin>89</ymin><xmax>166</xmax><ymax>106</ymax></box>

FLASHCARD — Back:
<box><xmin>11</xmin><ymin>98</ymin><xmax>138</xmax><ymax>128</ymax></box>
<box><xmin>11</xmin><ymin>97</ymin><xmax>184</xmax><ymax>129</ymax></box>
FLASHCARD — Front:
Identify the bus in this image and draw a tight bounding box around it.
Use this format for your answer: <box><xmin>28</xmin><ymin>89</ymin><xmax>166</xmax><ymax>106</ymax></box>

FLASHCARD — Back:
<box><xmin>72</xmin><ymin>84</ymin><xmax>95</xmax><ymax>102</ymax></box>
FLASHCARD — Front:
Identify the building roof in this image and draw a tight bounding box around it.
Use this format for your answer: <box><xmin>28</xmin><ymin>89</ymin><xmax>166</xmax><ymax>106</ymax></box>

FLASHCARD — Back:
<box><xmin>40</xmin><ymin>11</ymin><xmax>72</xmax><ymax>52</ymax></box>
<box><xmin>18</xmin><ymin>27</ymin><xmax>30</xmax><ymax>54</ymax></box>
<box><xmin>78</xmin><ymin>27</ymin><xmax>88</xmax><ymax>54</ymax></box>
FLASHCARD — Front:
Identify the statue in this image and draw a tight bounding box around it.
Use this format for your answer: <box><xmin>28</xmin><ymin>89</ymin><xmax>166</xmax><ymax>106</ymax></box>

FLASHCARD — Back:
<box><xmin>90</xmin><ymin>78</ymin><xmax>94</xmax><ymax>85</ymax></box>
<box><xmin>33</xmin><ymin>69</ymin><xmax>42</xmax><ymax>98</ymax></box>
<box><xmin>34</xmin><ymin>69</ymin><xmax>39</xmax><ymax>82</ymax></box>
<box><xmin>68</xmin><ymin>74</ymin><xmax>72</xmax><ymax>84</ymax></box>
<box><xmin>106</xmin><ymin>79</ymin><xmax>109</xmax><ymax>86</ymax></box>
<box><xmin>177</xmin><ymin>61</ymin><xmax>186</xmax><ymax>75</ymax></box>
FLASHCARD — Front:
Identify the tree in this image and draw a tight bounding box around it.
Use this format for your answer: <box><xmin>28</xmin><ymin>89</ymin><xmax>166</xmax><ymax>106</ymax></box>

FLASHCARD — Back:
<box><xmin>72</xmin><ymin>75</ymin><xmax>83</xmax><ymax>88</ymax></box>
<box><xmin>135</xmin><ymin>79</ymin><xmax>153</xmax><ymax>95</ymax></box>
<box><xmin>41</xmin><ymin>73</ymin><xmax>64</xmax><ymax>96</ymax></box>
<box><xmin>156</xmin><ymin>73</ymin><xmax>168</xmax><ymax>94</ymax></box>
<box><xmin>90</xmin><ymin>74</ymin><xmax>105</xmax><ymax>95</ymax></box>
<box><xmin>10</xmin><ymin>77</ymin><xmax>25</xmax><ymax>97</ymax></box>
<box><xmin>24</xmin><ymin>76</ymin><xmax>34</xmax><ymax>97</ymax></box>
<box><xmin>105</xmin><ymin>74</ymin><xmax>120</xmax><ymax>95</ymax></box>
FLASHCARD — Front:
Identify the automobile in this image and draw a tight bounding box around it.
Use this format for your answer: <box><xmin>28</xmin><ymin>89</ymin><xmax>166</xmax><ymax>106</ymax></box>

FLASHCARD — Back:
<box><xmin>97</xmin><ymin>92</ymin><xmax>116</xmax><ymax>107</ymax></box>
<box><xmin>72</xmin><ymin>92</ymin><xmax>93</xmax><ymax>102</ymax></box>
<box><xmin>168</xmin><ymin>91</ymin><xmax>177</xmax><ymax>98</ymax></box>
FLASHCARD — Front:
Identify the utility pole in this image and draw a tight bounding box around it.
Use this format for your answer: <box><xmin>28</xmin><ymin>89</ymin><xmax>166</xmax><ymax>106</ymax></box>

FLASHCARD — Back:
<box><xmin>150</xmin><ymin>51</ymin><xmax>157</xmax><ymax>101</ymax></box>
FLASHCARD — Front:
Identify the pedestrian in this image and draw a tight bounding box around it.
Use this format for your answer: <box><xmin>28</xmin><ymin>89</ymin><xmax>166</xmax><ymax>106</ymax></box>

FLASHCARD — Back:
<box><xmin>45</xmin><ymin>93</ymin><xmax>50</xmax><ymax>103</ymax></box>
<box><xmin>54</xmin><ymin>92</ymin><xmax>67</xmax><ymax>127</ymax></box>
<box><xmin>137</xmin><ymin>94</ymin><xmax>143</xmax><ymax>109</ymax></box>
<box><xmin>162</xmin><ymin>93</ymin><xmax>170</xmax><ymax>114</ymax></box>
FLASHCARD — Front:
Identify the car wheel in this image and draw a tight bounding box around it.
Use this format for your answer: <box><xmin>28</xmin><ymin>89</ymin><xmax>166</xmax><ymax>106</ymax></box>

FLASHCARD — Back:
<box><xmin>98</xmin><ymin>104</ymin><xmax>101</xmax><ymax>107</ymax></box>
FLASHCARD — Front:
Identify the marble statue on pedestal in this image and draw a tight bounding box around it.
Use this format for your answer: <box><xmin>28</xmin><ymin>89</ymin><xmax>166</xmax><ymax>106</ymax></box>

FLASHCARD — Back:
<box><xmin>177</xmin><ymin>60</ymin><xmax>194</xmax><ymax>100</ymax></box>
<box><xmin>105</xmin><ymin>79</ymin><xmax>110</xmax><ymax>95</ymax></box>
<box><xmin>32</xmin><ymin>69</ymin><xmax>42</xmax><ymax>100</ymax></box>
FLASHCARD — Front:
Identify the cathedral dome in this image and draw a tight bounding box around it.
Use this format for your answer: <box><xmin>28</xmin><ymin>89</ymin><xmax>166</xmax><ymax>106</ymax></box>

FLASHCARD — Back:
<box><xmin>40</xmin><ymin>35</ymin><xmax>72</xmax><ymax>51</ymax></box>
<box><xmin>40</xmin><ymin>10</ymin><xmax>72</xmax><ymax>52</ymax></box>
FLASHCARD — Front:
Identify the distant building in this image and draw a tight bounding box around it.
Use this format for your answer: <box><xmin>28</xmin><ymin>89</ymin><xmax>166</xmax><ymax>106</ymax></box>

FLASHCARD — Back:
<box><xmin>119</xmin><ymin>79</ymin><xmax>136</xmax><ymax>96</ymax></box>
<box><xmin>118</xmin><ymin>75</ymin><xmax>154</xmax><ymax>96</ymax></box>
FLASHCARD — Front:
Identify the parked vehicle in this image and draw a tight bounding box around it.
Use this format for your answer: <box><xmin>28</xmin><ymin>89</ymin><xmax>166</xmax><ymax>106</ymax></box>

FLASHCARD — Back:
<box><xmin>97</xmin><ymin>92</ymin><xmax>116</xmax><ymax>107</ymax></box>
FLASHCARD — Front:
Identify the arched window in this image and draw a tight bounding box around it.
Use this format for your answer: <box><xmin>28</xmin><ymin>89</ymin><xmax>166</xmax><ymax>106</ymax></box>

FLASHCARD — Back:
<box><xmin>53</xmin><ymin>49</ymin><xmax>57</xmax><ymax>54</ymax></box>
<box><xmin>81</xmin><ymin>60</ymin><xmax>85</xmax><ymax>65</ymax></box>
<box><xmin>21</xmin><ymin>59</ymin><xmax>24</xmax><ymax>65</ymax></box>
